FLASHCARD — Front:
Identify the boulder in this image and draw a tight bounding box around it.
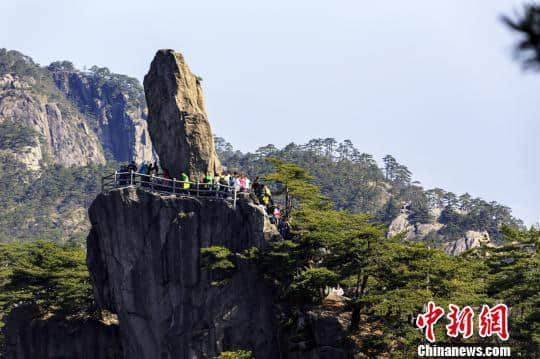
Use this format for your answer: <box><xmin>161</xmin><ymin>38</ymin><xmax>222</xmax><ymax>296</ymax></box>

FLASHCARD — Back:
<box><xmin>144</xmin><ymin>50</ymin><xmax>221</xmax><ymax>180</ymax></box>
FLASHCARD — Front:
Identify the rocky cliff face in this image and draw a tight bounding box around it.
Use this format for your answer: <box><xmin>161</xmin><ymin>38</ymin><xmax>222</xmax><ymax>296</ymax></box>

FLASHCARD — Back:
<box><xmin>50</xmin><ymin>64</ymin><xmax>155</xmax><ymax>163</ymax></box>
<box><xmin>0</xmin><ymin>49</ymin><xmax>157</xmax><ymax>170</ymax></box>
<box><xmin>144</xmin><ymin>50</ymin><xmax>221</xmax><ymax>180</ymax></box>
<box><xmin>387</xmin><ymin>208</ymin><xmax>443</xmax><ymax>241</ymax></box>
<box><xmin>387</xmin><ymin>206</ymin><xmax>493</xmax><ymax>255</ymax></box>
<box><xmin>0</xmin><ymin>72</ymin><xmax>105</xmax><ymax>168</ymax></box>
<box><xmin>443</xmin><ymin>230</ymin><xmax>492</xmax><ymax>255</ymax></box>
<box><xmin>87</xmin><ymin>188</ymin><xmax>280</xmax><ymax>359</ymax></box>
<box><xmin>3</xmin><ymin>306</ymin><xmax>122</xmax><ymax>359</ymax></box>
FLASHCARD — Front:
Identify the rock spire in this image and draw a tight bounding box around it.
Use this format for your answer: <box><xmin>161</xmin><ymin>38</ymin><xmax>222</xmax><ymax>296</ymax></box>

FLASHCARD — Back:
<box><xmin>144</xmin><ymin>49</ymin><xmax>221</xmax><ymax>180</ymax></box>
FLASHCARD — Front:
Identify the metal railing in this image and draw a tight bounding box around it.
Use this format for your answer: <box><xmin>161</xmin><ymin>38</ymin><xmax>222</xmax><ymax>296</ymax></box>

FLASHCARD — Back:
<box><xmin>101</xmin><ymin>171</ymin><xmax>246</xmax><ymax>208</ymax></box>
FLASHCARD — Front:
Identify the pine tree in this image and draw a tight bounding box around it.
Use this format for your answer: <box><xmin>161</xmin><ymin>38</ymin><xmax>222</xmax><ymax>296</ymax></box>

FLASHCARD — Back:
<box><xmin>483</xmin><ymin>226</ymin><xmax>540</xmax><ymax>353</ymax></box>
<box><xmin>0</xmin><ymin>241</ymin><xmax>95</xmax><ymax>317</ymax></box>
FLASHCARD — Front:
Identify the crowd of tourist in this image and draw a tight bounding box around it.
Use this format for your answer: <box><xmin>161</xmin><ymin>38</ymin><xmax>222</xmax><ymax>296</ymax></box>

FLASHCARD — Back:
<box><xmin>116</xmin><ymin>161</ymin><xmax>286</xmax><ymax>234</ymax></box>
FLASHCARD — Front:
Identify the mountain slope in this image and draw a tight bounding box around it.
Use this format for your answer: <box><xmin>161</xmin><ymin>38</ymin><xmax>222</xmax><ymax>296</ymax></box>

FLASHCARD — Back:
<box><xmin>0</xmin><ymin>50</ymin><xmax>105</xmax><ymax>169</ymax></box>
<box><xmin>49</xmin><ymin>61</ymin><xmax>155</xmax><ymax>163</ymax></box>
<box><xmin>0</xmin><ymin>49</ymin><xmax>151</xmax><ymax>243</ymax></box>
<box><xmin>0</xmin><ymin>49</ymin><xmax>155</xmax><ymax>169</ymax></box>
<box><xmin>215</xmin><ymin>137</ymin><xmax>525</xmax><ymax>253</ymax></box>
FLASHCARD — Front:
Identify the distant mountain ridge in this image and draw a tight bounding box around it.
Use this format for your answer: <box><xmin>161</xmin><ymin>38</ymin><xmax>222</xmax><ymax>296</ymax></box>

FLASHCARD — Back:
<box><xmin>215</xmin><ymin>137</ymin><xmax>525</xmax><ymax>254</ymax></box>
<box><xmin>0</xmin><ymin>51</ymin><xmax>105</xmax><ymax>169</ymax></box>
<box><xmin>0</xmin><ymin>48</ymin><xmax>154</xmax><ymax>169</ymax></box>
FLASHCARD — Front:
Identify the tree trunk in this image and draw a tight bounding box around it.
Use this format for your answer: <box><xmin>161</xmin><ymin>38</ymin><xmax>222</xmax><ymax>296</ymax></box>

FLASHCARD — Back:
<box><xmin>350</xmin><ymin>303</ymin><xmax>361</xmax><ymax>331</ymax></box>
<box><xmin>350</xmin><ymin>273</ymin><xmax>368</xmax><ymax>332</ymax></box>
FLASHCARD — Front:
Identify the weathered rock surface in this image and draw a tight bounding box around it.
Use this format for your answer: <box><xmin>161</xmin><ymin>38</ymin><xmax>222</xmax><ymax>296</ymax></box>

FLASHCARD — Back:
<box><xmin>0</xmin><ymin>49</ymin><xmax>158</xmax><ymax>169</ymax></box>
<box><xmin>387</xmin><ymin>206</ymin><xmax>493</xmax><ymax>255</ymax></box>
<box><xmin>87</xmin><ymin>188</ymin><xmax>279</xmax><ymax>359</ymax></box>
<box><xmin>281</xmin><ymin>308</ymin><xmax>354</xmax><ymax>359</ymax></box>
<box><xmin>443</xmin><ymin>230</ymin><xmax>491</xmax><ymax>256</ymax></box>
<box><xmin>0</xmin><ymin>72</ymin><xmax>106</xmax><ymax>168</ymax></box>
<box><xmin>144</xmin><ymin>50</ymin><xmax>221</xmax><ymax>180</ymax></box>
<box><xmin>3</xmin><ymin>305</ymin><xmax>122</xmax><ymax>359</ymax></box>
<box><xmin>387</xmin><ymin>212</ymin><xmax>410</xmax><ymax>238</ymax></box>
<box><xmin>387</xmin><ymin>208</ymin><xmax>443</xmax><ymax>240</ymax></box>
<box><xmin>50</xmin><ymin>64</ymin><xmax>156</xmax><ymax>163</ymax></box>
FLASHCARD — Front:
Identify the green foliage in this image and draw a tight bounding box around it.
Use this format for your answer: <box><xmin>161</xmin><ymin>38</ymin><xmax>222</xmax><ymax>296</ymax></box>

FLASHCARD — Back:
<box><xmin>215</xmin><ymin>350</ymin><xmax>253</xmax><ymax>359</ymax></box>
<box><xmin>217</xmin><ymin>137</ymin><xmax>523</xmax><ymax>242</ymax></box>
<box><xmin>0</xmin><ymin>153</ymin><xmax>117</xmax><ymax>243</ymax></box>
<box><xmin>0</xmin><ymin>240</ymin><xmax>95</xmax><ymax>317</ymax></box>
<box><xmin>0</xmin><ymin>122</ymin><xmax>38</xmax><ymax>150</ymax></box>
<box><xmin>408</xmin><ymin>202</ymin><xmax>431</xmax><ymax>225</ymax></box>
<box><xmin>482</xmin><ymin>227</ymin><xmax>540</xmax><ymax>353</ymax></box>
<box><xmin>289</xmin><ymin>267</ymin><xmax>339</xmax><ymax>303</ymax></box>
<box><xmin>250</xmin><ymin>159</ymin><xmax>529</xmax><ymax>356</ymax></box>
<box><xmin>201</xmin><ymin>246</ymin><xmax>235</xmax><ymax>271</ymax></box>
<box><xmin>47</xmin><ymin>60</ymin><xmax>75</xmax><ymax>72</ymax></box>
<box><xmin>218</xmin><ymin>137</ymin><xmax>384</xmax><ymax>215</ymax></box>
<box><xmin>0</xmin><ymin>48</ymin><xmax>43</xmax><ymax>78</ymax></box>
<box><xmin>252</xmin><ymin>239</ymin><xmax>300</xmax><ymax>288</ymax></box>
<box><xmin>364</xmin><ymin>242</ymin><xmax>488</xmax><ymax>352</ymax></box>
<box><xmin>201</xmin><ymin>246</ymin><xmax>236</xmax><ymax>286</ymax></box>
<box><xmin>383</xmin><ymin>154</ymin><xmax>412</xmax><ymax>186</ymax></box>
<box><xmin>438</xmin><ymin>198</ymin><xmax>522</xmax><ymax>242</ymax></box>
<box><xmin>263</xmin><ymin>157</ymin><xmax>330</xmax><ymax>210</ymax></box>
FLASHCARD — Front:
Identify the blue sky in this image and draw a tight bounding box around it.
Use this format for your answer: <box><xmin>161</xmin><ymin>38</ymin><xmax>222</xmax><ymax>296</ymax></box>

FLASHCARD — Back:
<box><xmin>1</xmin><ymin>0</ymin><xmax>538</xmax><ymax>225</ymax></box>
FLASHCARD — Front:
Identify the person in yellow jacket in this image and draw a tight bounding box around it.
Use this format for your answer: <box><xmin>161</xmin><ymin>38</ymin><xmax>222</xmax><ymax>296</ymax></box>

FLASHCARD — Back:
<box><xmin>180</xmin><ymin>172</ymin><xmax>190</xmax><ymax>193</ymax></box>
<box><xmin>261</xmin><ymin>185</ymin><xmax>273</xmax><ymax>208</ymax></box>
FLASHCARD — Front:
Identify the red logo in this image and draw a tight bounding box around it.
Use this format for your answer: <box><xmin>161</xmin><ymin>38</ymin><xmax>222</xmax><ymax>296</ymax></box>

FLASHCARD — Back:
<box><xmin>416</xmin><ymin>303</ymin><xmax>509</xmax><ymax>342</ymax></box>
<box><xmin>446</xmin><ymin>304</ymin><xmax>474</xmax><ymax>339</ymax></box>
<box><xmin>416</xmin><ymin>301</ymin><xmax>445</xmax><ymax>342</ymax></box>
<box><xmin>479</xmin><ymin>304</ymin><xmax>509</xmax><ymax>341</ymax></box>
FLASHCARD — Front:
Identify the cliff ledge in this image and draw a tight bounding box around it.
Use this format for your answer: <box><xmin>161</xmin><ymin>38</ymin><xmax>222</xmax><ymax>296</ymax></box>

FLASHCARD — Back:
<box><xmin>87</xmin><ymin>188</ymin><xmax>280</xmax><ymax>359</ymax></box>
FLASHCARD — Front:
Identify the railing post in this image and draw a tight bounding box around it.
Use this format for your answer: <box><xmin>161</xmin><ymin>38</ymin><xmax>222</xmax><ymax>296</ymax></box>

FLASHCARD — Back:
<box><xmin>233</xmin><ymin>188</ymin><xmax>237</xmax><ymax>209</ymax></box>
<box><xmin>130</xmin><ymin>171</ymin><xmax>134</xmax><ymax>186</ymax></box>
<box><xmin>172</xmin><ymin>178</ymin><xmax>176</xmax><ymax>194</ymax></box>
<box><xmin>151</xmin><ymin>175</ymin><xmax>154</xmax><ymax>190</ymax></box>
<box><xmin>101</xmin><ymin>176</ymin><xmax>104</xmax><ymax>192</ymax></box>
<box><xmin>114</xmin><ymin>171</ymin><xmax>117</xmax><ymax>186</ymax></box>
<box><xmin>196</xmin><ymin>182</ymin><xmax>200</xmax><ymax>197</ymax></box>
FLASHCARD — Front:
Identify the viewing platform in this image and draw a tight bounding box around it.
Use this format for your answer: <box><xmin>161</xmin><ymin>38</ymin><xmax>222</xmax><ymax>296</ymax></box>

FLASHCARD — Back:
<box><xmin>101</xmin><ymin>171</ymin><xmax>244</xmax><ymax>208</ymax></box>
